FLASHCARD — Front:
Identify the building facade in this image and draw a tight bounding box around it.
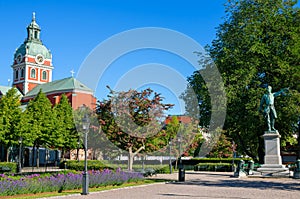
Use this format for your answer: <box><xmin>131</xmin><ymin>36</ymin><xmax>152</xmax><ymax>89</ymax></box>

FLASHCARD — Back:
<box><xmin>6</xmin><ymin>13</ymin><xmax>96</xmax><ymax>110</ymax></box>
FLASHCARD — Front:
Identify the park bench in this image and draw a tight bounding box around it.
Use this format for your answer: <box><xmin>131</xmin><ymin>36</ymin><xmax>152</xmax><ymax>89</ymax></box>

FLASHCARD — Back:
<box><xmin>137</xmin><ymin>168</ymin><xmax>157</xmax><ymax>177</ymax></box>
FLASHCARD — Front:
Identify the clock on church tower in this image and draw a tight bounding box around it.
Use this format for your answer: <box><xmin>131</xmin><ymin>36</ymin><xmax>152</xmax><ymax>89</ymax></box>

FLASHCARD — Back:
<box><xmin>12</xmin><ymin>13</ymin><xmax>53</xmax><ymax>95</ymax></box>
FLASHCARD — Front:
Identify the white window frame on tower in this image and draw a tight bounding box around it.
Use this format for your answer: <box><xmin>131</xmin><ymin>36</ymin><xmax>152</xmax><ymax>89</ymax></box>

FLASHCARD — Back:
<box><xmin>30</xmin><ymin>68</ymin><xmax>36</xmax><ymax>79</ymax></box>
<box><xmin>42</xmin><ymin>70</ymin><xmax>47</xmax><ymax>80</ymax></box>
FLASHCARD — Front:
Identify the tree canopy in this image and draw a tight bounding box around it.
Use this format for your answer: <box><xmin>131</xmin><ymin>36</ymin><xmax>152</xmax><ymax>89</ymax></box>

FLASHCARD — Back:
<box><xmin>0</xmin><ymin>89</ymin><xmax>80</xmax><ymax>164</ymax></box>
<box><xmin>0</xmin><ymin>88</ymin><xmax>22</xmax><ymax>147</ymax></box>
<box><xmin>183</xmin><ymin>0</ymin><xmax>300</xmax><ymax>162</ymax></box>
<box><xmin>54</xmin><ymin>94</ymin><xmax>77</xmax><ymax>149</ymax></box>
<box><xmin>96</xmin><ymin>87</ymin><xmax>174</xmax><ymax>170</ymax></box>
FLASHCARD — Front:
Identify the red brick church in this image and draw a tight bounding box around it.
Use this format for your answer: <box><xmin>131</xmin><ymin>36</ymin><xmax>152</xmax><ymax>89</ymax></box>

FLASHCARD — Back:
<box><xmin>0</xmin><ymin>13</ymin><xmax>96</xmax><ymax>109</ymax></box>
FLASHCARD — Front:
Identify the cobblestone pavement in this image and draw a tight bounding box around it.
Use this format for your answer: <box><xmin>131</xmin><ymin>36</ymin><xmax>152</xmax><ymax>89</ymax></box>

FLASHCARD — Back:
<box><xmin>43</xmin><ymin>171</ymin><xmax>300</xmax><ymax>199</ymax></box>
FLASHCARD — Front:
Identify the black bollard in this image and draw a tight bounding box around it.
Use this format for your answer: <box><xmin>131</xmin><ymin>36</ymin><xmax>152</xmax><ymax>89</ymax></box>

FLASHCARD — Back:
<box><xmin>178</xmin><ymin>167</ymin><xmax>185</xmax><ymax>182</ymax></box>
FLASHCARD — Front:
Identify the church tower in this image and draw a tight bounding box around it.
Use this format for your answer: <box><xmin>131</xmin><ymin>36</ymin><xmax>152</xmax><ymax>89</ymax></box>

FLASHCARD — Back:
<box><xmin>12</xmin><ymin>13</ymin><xmax>53</xmax><ymax>95</ymax></box>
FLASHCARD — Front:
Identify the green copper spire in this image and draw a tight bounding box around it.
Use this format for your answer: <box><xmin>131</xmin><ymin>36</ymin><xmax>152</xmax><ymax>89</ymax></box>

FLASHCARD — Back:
<box><xmin>26</xmin><ymin>12</ymin><xmax>41</xmax><ymax>43</ymax></box>
<box><xmin>13</xmin><ymin>13</ymin><xmax>52</xmax><ymax>61</ymax></box>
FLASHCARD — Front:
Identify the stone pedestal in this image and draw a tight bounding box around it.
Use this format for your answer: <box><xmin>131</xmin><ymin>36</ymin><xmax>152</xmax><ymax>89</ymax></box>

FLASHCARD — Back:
<box><xmin>257</xmin><ymin>131</ymin><xmax>289</xmax><ymax>176</ymax></box>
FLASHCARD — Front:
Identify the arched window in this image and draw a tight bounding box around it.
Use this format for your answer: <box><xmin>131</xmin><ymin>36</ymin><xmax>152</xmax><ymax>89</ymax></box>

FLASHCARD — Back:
<box><xmin>42</xmin><ymin>71</ymin><xmax>47</xmax><ymax>80</ymax></box>
<box><xmin>21</xmin><ymin>68</ymin><xmax>24</xmax><ymax>78</ymax></box>
<box><xmin>34</xmin><ymin>31</ymin><xmax>38</xmax><ymax>39</ymax></box>
<box><xmin>31</xmin><ymin>68</ymin><xmax>36</xmax><ymax>78</ymax></box>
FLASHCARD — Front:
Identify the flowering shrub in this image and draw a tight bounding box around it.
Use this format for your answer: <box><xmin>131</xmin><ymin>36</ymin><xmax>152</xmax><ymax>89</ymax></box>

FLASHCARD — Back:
<box><xmin>0</xmin><ymin>169</ymin><xmax>143</xmax><ymax>196</ymax></box>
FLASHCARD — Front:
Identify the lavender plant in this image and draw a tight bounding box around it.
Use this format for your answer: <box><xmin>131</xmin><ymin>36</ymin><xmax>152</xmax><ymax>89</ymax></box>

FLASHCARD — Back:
<box><xmin>0</xmin><ymin>169</ymin><xmax>143</xmax><ymax>196</ymax></box>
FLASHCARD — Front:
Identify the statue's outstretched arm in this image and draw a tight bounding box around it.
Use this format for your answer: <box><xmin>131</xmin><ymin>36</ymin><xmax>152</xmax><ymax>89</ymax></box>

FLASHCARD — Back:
<box><xmin>274</xmin><ymin>87</ymin><xmax>289</xmax><ymax>97</ymax></box>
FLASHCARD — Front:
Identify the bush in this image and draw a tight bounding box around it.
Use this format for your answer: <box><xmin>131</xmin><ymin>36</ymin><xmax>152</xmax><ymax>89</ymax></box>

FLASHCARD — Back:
<box><xmin>194</xmin><ymin>163</ymin><xmax>232</xmax><ymax>172</ymax></box>
<box><xmin>0</xmin><ymin>162</ymin><xmax>17</xmax><ymax>174</ymax></box>
<box><xmin>59</xmin><ymin>160</ymin><xmax>113</xmax><ymax>171</ymax></box>
<box><xmin>181</xmin><ymin>157</ymin><xmax>252</xmax><ymax>168</ymax></box>
<box><xmin>155</xmin><ymin>166</ymin><xmax>170</xmax><ymax>174</ymax></box>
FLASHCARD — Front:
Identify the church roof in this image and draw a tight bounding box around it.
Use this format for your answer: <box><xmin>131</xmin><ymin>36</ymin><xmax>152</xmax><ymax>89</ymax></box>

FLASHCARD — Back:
<box><xmin>14</xmin><ymin>42</ymin><xmax>52</xmax><ymax>60</ymax></box>
<box><xmin>24</xmin><ymin>77</ymin><xmax>93</xmax><ymax>98</ymax></box>
<box><xmin>0</xmin><ymin>85</ymin><xmax>23</xmax><ymax>98</ymax></box>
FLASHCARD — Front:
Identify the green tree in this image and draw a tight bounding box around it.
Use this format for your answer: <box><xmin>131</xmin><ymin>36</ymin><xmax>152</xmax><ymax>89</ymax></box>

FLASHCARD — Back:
<box><xmin>184</xmin><ymin>0</ymin><xmax>300</xmax><ymax>162</ymax></box>
<box><xmin>73</xmin><ymin>105</ymin><xmax>110</xmax><ymax>161</ymax></box>
<box><xmin>207</xmin><ymin>133</ymin><xmax>233</xmax><ymax>158</ymax></box>
<box><xmin>163</xmin><ymin>116</ymin><xmax>203</xmax><ymax>168</ymax></box>
<box><xmin>53</xmin><ymin>94</ymin><xmax>77</xmax><ymax>158</ymax></box>
<box><xmin>96</xmin><ymin>87</ymin><xmax>173</xmax><ymax>170</ymax></box>
<box><xmin>24</xmin><ymin>90</ymin><xmax>55</xmax><ymax>167</ymax></box>
<box><xmin>0</xmin><ymin>88</ymin><xmax>22</xmax><ymax>161</ymax></box>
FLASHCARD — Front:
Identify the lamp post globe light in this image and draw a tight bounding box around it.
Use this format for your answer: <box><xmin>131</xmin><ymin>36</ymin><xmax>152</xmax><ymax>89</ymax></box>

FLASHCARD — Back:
<box><xmin>81</xmin><ymin>113</ymin><xmax>90</xmax><ymax>195</ymax></box>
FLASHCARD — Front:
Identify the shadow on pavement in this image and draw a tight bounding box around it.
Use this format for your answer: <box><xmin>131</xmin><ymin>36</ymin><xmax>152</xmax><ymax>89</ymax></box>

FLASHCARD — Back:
<box><xmin>168</xmin><ymin>179</ymin><xmax>300</xmax><ymax>191</ymax></box>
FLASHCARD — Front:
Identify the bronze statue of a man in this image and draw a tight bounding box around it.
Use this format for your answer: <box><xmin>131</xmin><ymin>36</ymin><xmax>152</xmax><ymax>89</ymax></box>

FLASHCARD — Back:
<box><xmin>259</xmin><ymin>86</ymin><xmax>288</xmax><ymax>132</ymax></box>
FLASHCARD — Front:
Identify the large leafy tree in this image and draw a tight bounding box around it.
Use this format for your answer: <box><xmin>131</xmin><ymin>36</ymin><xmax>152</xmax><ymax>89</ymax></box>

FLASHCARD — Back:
<box><xmin>53</xmin><ymin>94</ymin><xmax>78</xmax><ymax>158</ymax></box>
<box><xmin>23</xmin><ymin>90</ymin><xmax>55</xmax><ymax>167</ymax></box>
<box><xmin>96</xmin><ymin>87</ymin><xmax>173</xmax><ymax>170</ymax></box>
<box><xmin>184</xmin><ymin>0</ymin><xmax>300</xmax><ymax>162</ymax></box>
<box><xmin>0</xmin><ymin>88</ymin><xmax>22</xmax><ymax>161</ymax></box>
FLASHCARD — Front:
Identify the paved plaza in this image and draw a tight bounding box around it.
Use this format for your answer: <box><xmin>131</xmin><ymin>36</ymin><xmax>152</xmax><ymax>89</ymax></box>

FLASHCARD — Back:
<box><xmin>45</xmin><ymin>171</ymin><xmax>300</xmax><ymax>199</ymax></box>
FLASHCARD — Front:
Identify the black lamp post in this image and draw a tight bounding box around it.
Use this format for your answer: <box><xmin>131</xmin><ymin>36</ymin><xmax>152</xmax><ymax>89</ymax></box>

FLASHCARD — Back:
<box><xmin>18</xmin><ymin>137</ymin><xmax>23</xmax><ymax>174</ymax></box>
<box><xmin>169</xmin><ymin>139</ymin><xmax>172</xmax><ymax>174</ymax></box>
<box><xmin>81</xmin><ymin>113</ymin><xmax>90</xmax><ymax>195</ymax></box>
<box><xmin>178</xmin><ymin>134</ymin><xmax>185</xmax><ymax>182</ymax></box>
<box><xmin>178</xmin><ymin>135</ymin><xmax>182</xmax><ymax>167</ymax></box>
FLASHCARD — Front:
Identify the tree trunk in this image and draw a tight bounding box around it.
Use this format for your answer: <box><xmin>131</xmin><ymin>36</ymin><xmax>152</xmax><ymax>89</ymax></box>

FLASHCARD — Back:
<box><xmin>93</xmin><ymin>149</ymin><xmax>97</xmax><ymax>160</ymax></box>
<box><xmin>297</xmin><ymin>122</ymin><xmax>300</xmax><ymax>159</ymax></box>
<box><xmin>128</xmin><ymin>148</ymin><xmax>134</xmax><ymax>171</ymax></box>
<box><xmin>128</xmin><ymin>145</ymin><xmax>145</xmax><ymax>171</ymax></box>
<box><xmin>36</xmin><ymin>145</ymin><xmax>40</xmax><ymax>168</ymax></box>
<box><xmin>32</xmin><ymin>146</ymin><xmax>35</xmax><ymax>169</ymax></box>
<box><xmin>61</xmin><ymin>148</ymin><xmax>65</xmax><ymax>161</ymax></box>
<box><xmin>77</xmin><ymin>147</ymin><xmax>79</xmax><ymax>161</ymax></box>
<box><xmin>175</xmin><ymin>159</ymin><xmax>178</xmax><ymax>170</ymax></box>
<box><xmin>6</xmin><ymin>146</ymin><xmax>9</xmax><ymax>162</ymax></box>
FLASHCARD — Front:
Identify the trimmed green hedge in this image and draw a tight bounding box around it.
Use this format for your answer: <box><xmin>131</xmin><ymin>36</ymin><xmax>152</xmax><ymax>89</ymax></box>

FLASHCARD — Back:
<box><xmin>194</xmin><ymin>163</ymin><xmax>232</xmax><ymax>172</ymax></box>
<box><xmin>0</xmin><ymin>162</ymin><xmax>17</xmax><ymax>173</ymax></box>
<box><xmin>187</xmin><ymin>157</ymin><xmax>252</xmax><ymax>164</ymax></box>
<box><xmin>180</xmin><ymin>158</ymin><xmax>251</xmax><ymax>167</ymax></box>
<box><xmin>60</xmin><ymin>160</ymin><xmax>114</xmax><ymax>171</ymax></box>
<box><xmin>155</xmin><ymin>166</ymin><xmax>171</xmax><ymax>174</ymax></box>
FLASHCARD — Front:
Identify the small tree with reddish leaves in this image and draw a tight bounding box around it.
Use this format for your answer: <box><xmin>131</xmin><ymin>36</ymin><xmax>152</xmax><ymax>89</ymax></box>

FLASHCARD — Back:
<box><xmin>207</xmin><ymin>133</ymin><xmax>233</xmax><ymax>158</ymax></box>
<box><xmin>96</xmin><ymin>87</ymin><xmax>173</xmax><ymax>170</ymax></box>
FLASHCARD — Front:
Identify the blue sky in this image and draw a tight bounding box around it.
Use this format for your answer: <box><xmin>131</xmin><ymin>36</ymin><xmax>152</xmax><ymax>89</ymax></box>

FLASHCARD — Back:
<box><xmin>0</xmin><ymin>0</ymin><xmax>227</xmax><ymax>114</ymax></box>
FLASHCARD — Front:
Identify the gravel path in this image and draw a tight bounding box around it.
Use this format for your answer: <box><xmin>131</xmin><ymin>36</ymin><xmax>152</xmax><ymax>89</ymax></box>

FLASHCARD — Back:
<box><xmin>44</xmin><ymin>171</ymin><xmax>300</xmax><ymax>199</ymax></box>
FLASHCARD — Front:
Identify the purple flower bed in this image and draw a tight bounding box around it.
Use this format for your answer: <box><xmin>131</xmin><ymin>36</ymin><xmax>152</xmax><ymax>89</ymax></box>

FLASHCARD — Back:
<box><xmin>0</xmin><ymin>169</ymin><xmax>144</xmax><ymax>196</ymax></box>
